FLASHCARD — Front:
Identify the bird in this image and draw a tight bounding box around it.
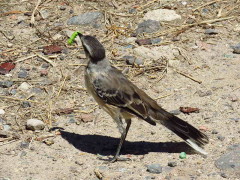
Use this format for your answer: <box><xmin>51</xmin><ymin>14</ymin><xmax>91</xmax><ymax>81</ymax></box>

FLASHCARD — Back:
<box><xmin>78</xmin><ymin>32</ymin><xmax>209</xmax><ymax>162</ymax></box>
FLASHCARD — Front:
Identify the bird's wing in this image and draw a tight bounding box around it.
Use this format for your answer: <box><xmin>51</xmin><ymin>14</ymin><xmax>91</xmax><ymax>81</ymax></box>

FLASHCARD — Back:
<box><xmin>92</xmin><ymin>66</ymin><xmax>159</xmax><ymax>124</ymax></box>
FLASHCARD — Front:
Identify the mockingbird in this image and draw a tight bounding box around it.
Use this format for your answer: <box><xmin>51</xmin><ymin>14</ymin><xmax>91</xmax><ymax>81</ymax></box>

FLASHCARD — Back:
<box><xmin>78</xmin><ymin>33</ymin><xmax>209</xmax><ymax>162</ymax></box>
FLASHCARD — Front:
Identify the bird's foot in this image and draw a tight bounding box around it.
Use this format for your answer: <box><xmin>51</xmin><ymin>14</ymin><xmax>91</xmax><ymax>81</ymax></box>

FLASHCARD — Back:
<box><xmin>97</xmin><ymin>154</ymin><xmax>130</xmax><ymax>163</ymax></box>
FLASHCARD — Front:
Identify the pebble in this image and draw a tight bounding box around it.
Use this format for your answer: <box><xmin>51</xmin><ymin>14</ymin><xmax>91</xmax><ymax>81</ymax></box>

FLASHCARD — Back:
<box><xmin>30</xmin><ymin>87</ymin><xmax>44</xmax><ymax>94</ymax></box>
<box><xmin>136</xmin><ymin>20</ymin><xmax>160</xmax><ymax>35</ymax></box>
<box><xmin>146</xmin><ymin>164</ymin><xmax>162</xmax><ymax>174</ymax></box>
<box><xmin>136</xmin><ymin>38</ymin><xmax>152</xmax><ymax>45</ymax></box>
<box><xmin>220</xmin><ymin>172</ymin><xmax>228</xmax><ymax>178</ymax></box>
<box><xmin>0</xmin><ymin>130</ymin><xmax>9</xmax><ymax>138</ymax></box>
<box><xmin>18</xmin><ymin>82</ymin><xmax>31</xmax><ymax>91</ymax></box>
<box><xmin>211</xmin><ymin>130</ymin><xmax>218</xmax><ymax>134</ymax></box>
<box><xmin>41</xmin><ymin>63</ymin><xmax>50</xmax><ymax>69</ymax></box>
<box><xmin>39</xmin><ymin>9</ymin><xmax>49</xmax><ymax>19</ymax></box>
<box><xmin>0</xmin><ymin>109</ymin><xmax>5</xmax><ymax>115</ymax></box>
<box><xmin>18</xmin><ymin>69</ymin><xmax>28</xmax><ymax>78</ymax></box>
<box><xmin>229</xmin><ymin>118</ymin><xmax>240</xmax><ymax>122</ymax></box>
<box><xmin>144</xmin><ymin>176</ymin><xmax>156</xmax><ymax>180</ymax></box>
<box><xmin>7</xmin><ymin>43</ymin><xmax>13</xmax><ymax>48</ymax></box>
<box><xmin>20</xmin><ymin>141</ymin><xmax>29</xmax><ymax>148</ymax></box>
<box><xmin>143</xmin><ymin>9</ymin><xmax>181</xmax><ymax>22</ymax></box>
<box><xmin>59</xmin><ymin>6</ymin><xmax>66</xmax><ymax>10</ymax></box>
<box><xmin>217</xmin><ymin>135</ymin><xmax>225</xmax><ymax>141</ymax></box>
<box><xmin>170</xmin><ymin>109</ymin><xmax>181</xmax><ymax>115</ymax></box>
<box><xmin>122</xmin><ymin>55</ymin><xmax>143</xmax><ymax>65</ymax></box>
<box><xmin>40</xmin><ymin>69</ymin><xmax>48</xmax><ymax>76</ymax></box>
<box><xmin>168</xmin><ymin>161</ymin><xmax>177</xmax><ymax>167</ymax></box>
<box><xmin>26</xmin><ymin>119</ymin><xmax>45</xmax><ymax>131</ymax></box>
<box><xmin>205</xmin><ymin>29</ymin><xmax>218</xmax><ymax>35</ymax></box>
<box><xmin>3</xmin><ymin>124</ymin><xmax>11</xmax><ymax>131</ymax></box>
<box><xmin>196</xmin><ymin>90</ymin><xmax>212</xmax><ymax>97</ymax></box>
<box><xmin>227</xmin><ymin>144</ymin><xmax>240</xmax><ymax>151</ymax></box>
<box><xmin>215</xmin><ymin>149</ymin><xmax>240</xmax><ymax>171</ymax></box>
<box><xmin>0</xmin><ymin>81</ymin><xmax>14</xmax><ymax>88</ymax></box>
<box><xmin>231</xmin><ymin>43</ymin><xmax>240</xmax><ymax>54</ymax></box>
<box><xmin>21</xmin><ymin>101</ymin><xmax>31</xmax><ymax>108</ymax></box>
<box><xmin>67</xmin><ymin>12</ymin><xmax>103</xmax><ymax>26</ymax></box>
<box><xmin>151</xmin><ymin>38</ymin><xmax>161</xmax><ymax>44</ymax></box>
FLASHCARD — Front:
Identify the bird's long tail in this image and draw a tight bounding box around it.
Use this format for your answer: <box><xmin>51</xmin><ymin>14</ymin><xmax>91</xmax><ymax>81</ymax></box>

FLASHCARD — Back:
<box><xmin>149</xmin><ymin>108</ymin><xmax>209</xmax><ymax>155</ymax></box>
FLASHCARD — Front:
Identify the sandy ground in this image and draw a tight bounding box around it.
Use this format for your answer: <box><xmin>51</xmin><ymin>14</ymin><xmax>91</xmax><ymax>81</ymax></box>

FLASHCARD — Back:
<box><xmin>0</xmin><ymin>0</ymin><xmax>239</xmax><ymax>179</ymax></box>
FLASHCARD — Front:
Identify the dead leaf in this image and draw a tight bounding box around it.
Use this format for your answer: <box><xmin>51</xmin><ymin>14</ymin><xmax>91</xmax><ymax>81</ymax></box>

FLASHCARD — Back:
<box><xmin>0</xmin><ymin>62</ymin><xmax>16</xmax><ymax>75</ymax></box>
<box><xmin>55</xmin><ymin>108</ymin><xmax>74</xmax><ymax>115</ymax></box>
<box><xmin>180</xmin><ymin>107</ymin><xmax>200</xmax><ymax>114</ymax></box>
<box><xmin>43</xmin><ymin>45</ymin><xmax>63</xmax><ymax>55</ymax></box>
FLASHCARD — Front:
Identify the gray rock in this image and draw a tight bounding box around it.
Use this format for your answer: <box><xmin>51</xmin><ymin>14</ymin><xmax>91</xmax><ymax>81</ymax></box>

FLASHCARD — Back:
<box><xmin>231</xmin><ymin>43</ymin><xmax>240</xmax><ymax>54</ymax></box>
<box><xmin>3</xmin><ymin>125</ymin><xmax>11</xmax><ymax>131</ymax></box>
<box><xmin>20</xmin><ymin>141</ymin><xmax>29</xmax><ymax>148</ymax></box>
<box><xmin>0</xmin><ymin>130</ymin><xmax>10</xmax><ymax>138</ymax></box>
<box><xmin>228</xmin><ymin>144</ymin><xmax>240</xmax><ymax>151</ymax></box>
<box><xmin>215</xmin><ymin>149</ymin><xmax>240</xmax><ymax>172</ymax></box>
<box><xmin>20</xmin><ymin>151</ymin><xmax>27</xmax><ymax>158</ymax></box>
<box><xmin>59</xmin><ymin>6</ymin><xmax>66</xmax><ymax>10</ymax></box>
<box><xmin>229</xmin><ymin>118</ymin><xmax>240</xmax><ymax>122</ymax></box>
<box><xmin>30</xmin><ymin>87</ymin><xmax>44</xmax><ymax>94</ymax></box>
<box><xmin>170</xmin><ymin>109</ymin><xmax>181</xmax><ymax>115</ymax></box>
<box><xmin>151</xmin><ymin>38</ymin><xmax>161</xmax><ymax>44</ymax></box>
<box><xmin>26</xmin><ymin>119</ymin><xmax>45</xmax><ymax>131</ymax></box>
<box><xmin>211</xmin><ymin>130</ymin><xmax>218</xmax><ymax>134</ymax></box>
<box><xmin>9</xmin><ymin>88</ymin><xmax>17</xmax><ymax>95</ymax></box>
<box><xmin>0</xmin><ymin>81</ymin><xmax>14</xmax><ymax>88</ymax></box>
<box><xmin>168</xmin><ymin>161</ymin><xmax>177</xmax><ymax>167</ymax></box>
<box><xmin>136</xmin><ymin>20</ymin><xmax>160</xmax><ymax>35</ymax></box>
<box><xmin>217</xmin><ymin>135</ymin><xmax>225</xmax><ymax>141</ymax></box>
<box><xmin>205</xmin><ymin>29</ymin><xmax>218</xmax><ymax>35</ymax></box>
<box><xmin>197</xmin><ymin>90</ymin><xmax>212</xmax><ymax>97</ymax></box>
<box><xmin>144</xmin><ymin>176</ymin><xmax>155</xmax><ymax>180</ymax></box>
<box><xmin>146</xmin><ymin>163</ymin><xmax>162</xmax><ymax>174</ymax></box>
<box><xmin>18</xmin><ymin>69</ymin><xmax>28</xmax><ymax>78</ymax></box>
<box><xmin>123</xmin><ymin>55</ymin><xmax>136</xmax><ymax>64</ymax></box>
<box><xmin>21</xmin><ymin>101</ymin><xmax>31</xmax><ymax>108</ymax></box>
<box><xmin>220</xmin><ymin>172</ymin><xmax>228</xmax><ymax>178</ymax></box>
<box><xmin>41</xmin><ymin>63</ymin><xmax>50</xmax><ymax>69</ymax></box>
<box><xmin>39</xmin><ymin>9</ymin><xmax>49</xmax><ymax>19</ymax></box>
<box><xmin>67</xmin><ymin>12</ymin><xmax>103</xmax><ymax>26</ymax></box>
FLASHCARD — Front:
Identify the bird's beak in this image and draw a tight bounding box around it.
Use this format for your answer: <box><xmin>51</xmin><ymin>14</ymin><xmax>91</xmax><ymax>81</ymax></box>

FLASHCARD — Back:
<box><xmin>78</xmin><ymin>32</ymin><xmax>83</xmax><ymax>39</ymax></box>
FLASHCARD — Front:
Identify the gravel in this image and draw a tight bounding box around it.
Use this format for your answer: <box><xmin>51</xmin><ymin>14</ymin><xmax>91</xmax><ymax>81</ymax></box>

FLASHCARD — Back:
<box><xmin>146</xmin><ymin>164</ymin><xmax>162</xmax><ymax>174</ymax></box>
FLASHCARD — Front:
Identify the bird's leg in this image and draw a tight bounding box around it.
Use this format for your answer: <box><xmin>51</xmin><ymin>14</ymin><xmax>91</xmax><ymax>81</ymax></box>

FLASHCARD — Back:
<box><xmin>110</xmin><ymin>119</ymin><xmax>132</xmax><ymax>162</ymax></box>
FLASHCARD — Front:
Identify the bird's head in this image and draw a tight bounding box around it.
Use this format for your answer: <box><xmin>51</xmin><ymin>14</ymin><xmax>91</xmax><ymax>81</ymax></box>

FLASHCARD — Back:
<box><xmin>78</xmin><ymin>33</ymin><xmax>106</xmax><ymax>63</ymax></box>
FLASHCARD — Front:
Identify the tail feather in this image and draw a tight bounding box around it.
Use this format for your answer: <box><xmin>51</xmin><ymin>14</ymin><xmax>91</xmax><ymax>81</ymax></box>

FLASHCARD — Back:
<box><xmin>151</xmin><ymin>109</ymin><xmax>209</xmax><ymax>155</ymax></box>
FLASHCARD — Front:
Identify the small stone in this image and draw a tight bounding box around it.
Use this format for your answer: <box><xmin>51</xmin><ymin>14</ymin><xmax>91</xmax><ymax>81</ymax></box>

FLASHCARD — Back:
<box><xmin>67</xmin><ymin>12</ymin><xmax>103</xmax><ymax>26</ymax></box>
<box><xmin>21</xmin><ymin>101</ymin><xmax>31</xmax><ymax>108</ymax></box>
<box><xmin>7</xmin><ymin>43</ymin><xmax>13</xmax><ymax>48</ymax></box>
<box><xmin>59</xmin><ymin>6</ymin><xmax>66</xmax><ymax>10</ymax></box>
<box><xmin>144</xmin><ymin>176</ymin><xmax>156</xmax><ymax>180</ymax></box>
<box><xmin>143</xmin><ymin>9</ymin><xmax>181</xmax><ymax>22</ymax></box>
<box><xmin>39</xmin><ymin>9</ymin><xmax>49</xmax><ymax>19</ymax></box>
<box><xmin>20</xmin><ymin>141</ymin><xmax>29</xmax><ymax>148</ymax></box>
<box><xmin>231</xmin><ymin>43</ymin><xmax>240</xmax><ymax>54</ymax></box>
<box><xmin>41</xmin><ymin>63</ymin><xmax>50</xmax><ymax>69</ymax></box>
<box><xmin>212</xmin><ymin>130</ymin><xmax>218</xmax><ymax>134</ymax></box>
<box><xmin>197</xmin><ymin>90</ymin><xmax>212</xmax><ymax>97</ymax></box>
<box><xmin>151</xmin><ymin>38</ymin><xmax>161</xmax><ymax>44</ymax></box>
<box><xmin>18</xmin><ymin>82</ymin><xmax>31</xmax><ymax>91</ymax></box>
<box><xmin>20</xmin><ymin>151</ymin><xmax>27</xmax><ymax>158</ymax></box>
<box><xmin>43</xmin><ymin>139</ymin><xmax>54</xmax><ymax>146</ymax></box>
<box><xmin>168</xmin><ymin>161</ymin><xmax>177</xmax><ymax>167</ymax></box>
<box><xmin>230</xmin><ymin>117</ymin><xmax>240</xmax><ymax>122</ymax></box>
<box><xmin>227</xmin><ymin>144</ymin><xmax>240</xmax><ymax>151</ymax></box>
<box><xmin>215</xmin><ymin>149</ymin><xmax>240</xmax><ymax>171</ymax></box>
<box><xmin>122</xmin><ymin>55</ymin><xmax>136</xmax><ymax>65</ymax></box>
<box><xmin>205</xmin><ymin>29</ymin><xmax>218</xmax><ymax>35</ymax></box>
<box><xmin>129</xmin><ymin>8</ymin><xmax>137</xmax><ymax>14</ymax></box>
<box><xmin>179</xmin><ymin>152</ymin><xmax>186</xmax><ymax>159</ymax></box>
<box><xmin>40</xmin><ymin>69</ymin><xmax>48</xmax><ymax>76</ymax></box>
<box><xmin>3</xmin><ymin>125</ymin><xmax>11</xmax><ymax>131</ymax></box>
<box><xmin>80</xmin><ymin>114</ymin><xmax>93</xmax><ymax>123</ymax></box>
<box><xmin>9</xmin><ymin>88</ymin><xmax>17</xmax><ymax>95</ymax></box>
<box><xmin>136</xmin><ymin>38</ymin><xmax>152</xmax><ymax>45</ymax></box>
<box><xmin>220</xmin><ymin>172</ymin><xmax>228</xmax><ymax>178</ymax></box>
<box><xmin>217</xmin><ymin>135</ymin><xmax>225</xmax><ymax>141</ymax></box>
<box><xmin>136</xmin><ymin>20</ymin><xmax>160</xmax><ymax>35</ymax></box>
<box><xmin>0</xmin><ymin>130</ymin><xmax>9</xmax><ymax>138</ymax></box>
<box><xmin>26</xmin><ymin>119</ymin><xmax>45</xmax><ymax>131</ymax></box>
<box><xmin>146</xmin><ymin>164</ymin><xmax>162</xmax><ymax>174</ymax></box>
<box><xmin>68</xmin><ymin>118</ymin><xmax>76</xmax><ymax>124</ymax></box>
<box><xmin>170</xmin><ymin>109</ymin><xmax>181</xmax><ymax>115</ymax></box>
<box><xmin>18</xmin><ymin>69</ymin><xmax>28</xmax><ymax>78</ymax></box>
<box><xmin>0</xmin><ymin>81</ymin><xmax>14</xmax><ymax>88</ymax></box>
<box><xmin>0</xmin><ymin>109</ymin><xmax>5</xmax><ymax>115</ymax></box>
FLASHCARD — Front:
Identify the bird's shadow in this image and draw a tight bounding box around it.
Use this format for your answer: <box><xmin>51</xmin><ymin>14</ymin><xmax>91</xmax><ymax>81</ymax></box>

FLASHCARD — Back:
<box><xmin>60</xmin><ymin>130</ymin><xmax>196</xmax><ymax>156</ymax></box>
